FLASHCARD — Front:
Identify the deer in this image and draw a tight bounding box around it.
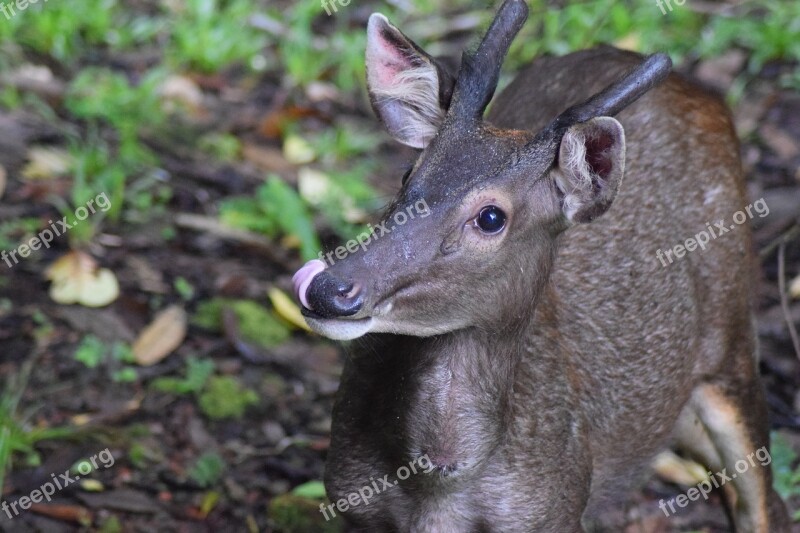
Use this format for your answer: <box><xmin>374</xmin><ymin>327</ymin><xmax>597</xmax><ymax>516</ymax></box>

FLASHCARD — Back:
<box><xmin>291</xmin><ymin>0</ymin><xmax>790</xmax><ymax>530</ymax></box>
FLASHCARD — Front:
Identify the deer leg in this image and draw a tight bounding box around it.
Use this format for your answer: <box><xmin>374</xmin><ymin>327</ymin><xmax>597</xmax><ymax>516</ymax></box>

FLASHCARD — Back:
<box><xmin>675</xmin><ymin>381</ymin><xmax>790</xmax><ymax>533</ymax></box>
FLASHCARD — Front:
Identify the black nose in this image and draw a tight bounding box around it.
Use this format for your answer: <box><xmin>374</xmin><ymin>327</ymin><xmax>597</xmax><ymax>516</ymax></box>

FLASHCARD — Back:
<box><xmin>305</xmin><ymin>271</ymin><xmax>364</xmax><ymax>318</ymax></box>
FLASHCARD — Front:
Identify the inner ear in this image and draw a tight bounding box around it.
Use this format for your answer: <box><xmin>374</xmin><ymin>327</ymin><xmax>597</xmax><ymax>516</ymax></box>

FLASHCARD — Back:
<box><xmin>584</xmin><ymin>133</ymin><xmax>615</xmax><ymax>178</ymax></box>
<box><xmin>555</xmin><ymin>117</ymin><xmax>626</xmax><ymax>224</ymax></box>
<box><xmin>366</xmin><ymin>14</ymin><xmax>455</xmax><ymax>149</ymax></box>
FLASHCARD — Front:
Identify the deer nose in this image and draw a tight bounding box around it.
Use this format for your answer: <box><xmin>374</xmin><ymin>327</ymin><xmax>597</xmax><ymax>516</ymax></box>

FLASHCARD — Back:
<box><xmin>305</xmin><ymin>271</ymin><xmax>364</xmax><ymax>318</ymax></box>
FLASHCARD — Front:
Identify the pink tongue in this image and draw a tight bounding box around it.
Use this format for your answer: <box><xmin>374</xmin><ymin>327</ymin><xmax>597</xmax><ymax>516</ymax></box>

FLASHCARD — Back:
<box><xmin>292</xmin><ymin>259</ymin><xmax>327</xmax><ymax>310</ymax></box>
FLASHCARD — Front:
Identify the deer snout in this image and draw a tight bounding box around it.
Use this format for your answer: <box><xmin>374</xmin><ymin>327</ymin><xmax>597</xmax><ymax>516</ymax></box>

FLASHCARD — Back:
<box><xmin>292</xmin><ymin>259</ymin><xmax>364</xmax><ymax>318</ymax></box>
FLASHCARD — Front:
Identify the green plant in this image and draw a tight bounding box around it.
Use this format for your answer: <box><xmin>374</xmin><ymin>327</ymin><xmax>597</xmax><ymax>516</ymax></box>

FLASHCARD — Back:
<box><xmin>74</xmin><ymin>335</ymin><xmax>106</xmax><ymax>368</ymax></box>
<box><xmin>74</xmin><ymin>336</ymin><xmax>138</xmax><ymax>383</ymax></box>
<box><xmin>150</xmin><ymin>358</ymin><xmax>256</xmax><ymax>420</ymax></box>
<box><xmin>0</xmin><ymin>360</ymin><xmax>77</xmax><ymax>489</ymax></box>
<box><xmin>192</xmin><ymin>298</ymin><xmax>291</xmax><ymax>348</ymax></box>
<box><xmin>771</xmin><ymin>433</ymin><xmax>800</xmax><ymax>520</ymax></box>
<box><xmin>698</xmin><ymin>0</ymin><xmax>800</xmax><ymax>72</ymax></box>
<box><xmin>276</xmin><ymin>0</ymin><xmax>365</xmax><ymax>90</ymax></box>
<box><xmin>66</xmin><ymin>68</ymin><xmax>165</xmax><ymax>165</ymax></box>
<box><xmin>0</xmin><ymin>0</ymin><xmax>119</xmax><ymax>63</ymax></box>
<box><xmin>0</xmin><ymin>218</ymin><xmax>41</xmax><ymax>252</ymax></box>
<box><xmin>174</xmin><ymin>277</ymin><xmax>196</xmax><ymax>301</ymax></box>
<box><xmin>197</xmin><ymin>132</ymin><xmax>241</xmax><ymax>163</ymax></box>
<box><xmin>167</xmin><ymin>0</ymin><xmax>267</xmax><ymax>73</ymax></box>
<box><xmin>219</xmin><ymin>176</ymin><xmax>321</xmax><ymax>261</ymax></box>
<box><xmin>151</xmin><ymin>357</ymin><xmax>215</xmax><ymax>395</ymax></box>
<box><xmin>188</xmin><ymin>451</ymin><xmax>225</xmax><ymax>487</ymax></box>
<box><xmin>198</xmin><ymin>376</ymin><xmax>258</xmax><ymax>420</ymax></box>
<box><xmin>63</xmin><ymin>66</ymin><xmax>172</xmax><ymax>238</ymax></box>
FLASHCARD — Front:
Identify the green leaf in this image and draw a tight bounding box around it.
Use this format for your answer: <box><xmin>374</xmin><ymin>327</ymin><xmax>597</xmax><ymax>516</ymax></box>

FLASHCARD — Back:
<box><xmin>75</xmin><ymin>335</ymin><xmax>107</xmax><ymax>368</ymax></box>
<box><xmin>771</xmin><ymin>432</ymin><xmax>800</xmax><ymax>501</ymax></box>
<box><xmin>257</xmin><ymin>176</ymin><xmax>321</xmax><ymax>261</ymax></box>
<box><xmin>192</xmin><ymin>298</ymin><xmax>290</xmax><ymax>348</ymax></box>
<box><xmin>291</xmin><ymin>480</ymin><xmax>327</xmax><ymax>500</ymax></box>
<box><xmin>188</xmin><ymin>452</ymin><xmax>225</xmax><ymax>487</ymax></box>
<box><xmin>151</xmin><ymin>357</ymin><xmax>214</xmax><ymax>395</ymax></box>
<box><xmin>198</xmin><ymin>376</ymin><xmax>257</xmax><ymax>420</ymax></box>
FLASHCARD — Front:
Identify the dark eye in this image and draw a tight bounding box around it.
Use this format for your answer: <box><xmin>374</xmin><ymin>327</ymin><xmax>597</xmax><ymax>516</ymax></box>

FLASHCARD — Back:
<box><xmin>401</xmin><ymin>167</ymin><xmax>412</xmax><ymax>185</ymax></box>
<box><xmin>476</xmin><ymin>206</ymin><xmax>506</xmax><ymax>234</ymax></box>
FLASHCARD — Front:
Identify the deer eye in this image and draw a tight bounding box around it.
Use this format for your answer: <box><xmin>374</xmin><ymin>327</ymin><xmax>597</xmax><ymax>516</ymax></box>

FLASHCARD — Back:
<box><xmin>476</xmin><ymin>206</ymin><xmax>506</xmax><ymax>234</ymax></box>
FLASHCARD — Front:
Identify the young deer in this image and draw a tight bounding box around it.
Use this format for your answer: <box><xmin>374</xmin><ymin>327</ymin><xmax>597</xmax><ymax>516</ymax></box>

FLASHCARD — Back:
<box><xmin>292</xmin><ymin>0</ymin><xmax>790</xmax><ymax>530</ymax></box>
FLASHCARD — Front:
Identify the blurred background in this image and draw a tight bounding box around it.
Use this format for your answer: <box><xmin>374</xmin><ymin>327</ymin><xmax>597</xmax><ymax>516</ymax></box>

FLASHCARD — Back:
<box><xmin>0</xmin><ymin>0</ymin><xmax>798</xmax><ymax>531</ymax></box>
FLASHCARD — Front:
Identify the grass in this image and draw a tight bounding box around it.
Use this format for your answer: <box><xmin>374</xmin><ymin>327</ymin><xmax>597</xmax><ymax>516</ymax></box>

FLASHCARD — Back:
<box><xmin>0</xmin><ymin>358</ymin><xmax>78</xmax><ymax>491</ymax></box>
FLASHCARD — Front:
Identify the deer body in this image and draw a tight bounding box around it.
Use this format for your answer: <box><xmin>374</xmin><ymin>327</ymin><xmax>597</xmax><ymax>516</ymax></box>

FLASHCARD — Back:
<box><xmin>293</xmin><ymin>2</ymin><xmax>790</xmax><ymax>531</ymax></box>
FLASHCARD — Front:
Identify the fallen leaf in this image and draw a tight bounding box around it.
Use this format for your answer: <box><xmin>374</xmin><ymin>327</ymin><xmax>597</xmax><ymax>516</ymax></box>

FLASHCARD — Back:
<box><xmin>22</xmin><ymin>146</ymin><xmax>73</xmax><ymax>180</ymax></box>
<box><xmin>45</xmin><ymin>251</ymin><xmax>120</xmax><ymax>307</ymax></box>
<box><xmin>158</xmin><ymin>74</ymin><xmax>204</xmax><ymax>116</ymax></box>
<box><xmin>241</xmin><ymin>143</ymin><xmax>294</xmax><ymax>174</ymax></box>
<box><xmin>790</xmin><ymin>273</ymin><xmax>800</xmax><ymax>300</ymax></box>
<box><xmin>613</xmin><ymin>32</ymin><xmax>641</xmax><ymax>52</ymax></box>
<box><xmin>652</xmin><ymin>450</ymin><xmax>708</xmax><ymax>487</ymax></box>
<box><xmin>297</xmin><ymin>167</ymin><xmax>332</xmax><ymax>206</ymax></box>
<box><xmin>0</xmin><ymin>164</ymin><xmax>6</xmax><ymax>199</ymax></box>
<box><xmin>28</xmin><ymin>503</ymin><xmax>92</xmax><ymax>525</ymax></box>
<box><xmin>298</xmin><ymin>167</ymin><xmax>367</xmax><ymax>223</ymax></box>
<box><xmin>268</xmin><ymin>287</ymin><xmax>312</xmax><ymax>332</ymax></box>
<box><xmin>132</xmin><ymin>305</ymin><xmax>187</xmax><ymax>366</ymax></box>
<box><xmin>283</xmin><ymin>134</ymin><xmax>315</xmax><ymax>164</ymax></box>
<box><xmin>79</xmin><ymin>479</ymin><xmax>105</xmax><ymax>492</ymax></box>
<box><xmin>258</xmin><ymin>105</ymin><xmax>319</xmax><ymax>139</ymax></box>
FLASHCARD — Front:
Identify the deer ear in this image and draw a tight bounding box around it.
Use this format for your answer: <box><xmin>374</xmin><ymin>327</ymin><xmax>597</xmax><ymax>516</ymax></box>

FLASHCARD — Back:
<box><xmin>554</xmin><ymin>117</ymin><xmax>626</xmax><ymax>224</ymax></box>
<box><xmin>366</xmin><ymin>13</ymin><xmax>455</xmax><ymax>149</ymax></box>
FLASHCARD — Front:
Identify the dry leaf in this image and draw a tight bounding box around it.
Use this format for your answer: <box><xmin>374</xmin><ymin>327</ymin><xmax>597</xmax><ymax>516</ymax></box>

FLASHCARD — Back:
<box><xmin>132</xmin><ymin>305</ymin><xmax>187</xmax><ymax>366</ymax></box>
<box><xmin>159</xmin><ymin>74</ymin><xmax>204</xmax><ymax>116</ymax></box>
<box><xmin>45</xmin><ymin>251</ymin><xmax>119</xmax><ymax>307</ymax></box>
<box><xmin>283</xmin><ymin>134</ymin><xmax>315</xmax><ymax>164</ymax></box>
<box><xmin>298</xmin><ymin>167</ymin><xmax>367</xmax><ymax>223</ymax></box>
<box><xmin>297</xmin><ymin>167</ymin><xmax>331</xmax><ymax>206</ymax></box>
<box><xmin>80</xmin><ymin>479</ymin><xmax>105</xmax><ymax>492</ymax></box>
<box><xmin>614</xmin><ymin>32</ymin><xmax>641</xmax><ymax>52</ymax></box>
<box><xmin>268</xmin><ymin>287</ymin><xmax>312</xmax><ymax>332</ymax></box>
<box><xmin>790</xmin><ymin>273</ymin><xmax>800</xmax><ymax>300</ymax></box>
<box><xmin>652</xmin><ymin>450</ymin><xmax>708</xmax><ymax>487</ymax></box>
<box><xmin>0</xmin><ymin>164</ymin><xmax>6</xmax><ymax>199</ymax></box>
<box><xmin>22</xmin><ymin>146</ymin><xmax>73</xmax><ymax>180</ymax></box>
<box><xmin>241</xmin><ymin>143</ymin><xmax>293</xmax><ymax>174</ymax></box>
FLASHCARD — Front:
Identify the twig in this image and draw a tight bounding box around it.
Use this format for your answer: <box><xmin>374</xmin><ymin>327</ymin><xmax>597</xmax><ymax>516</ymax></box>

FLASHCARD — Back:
<box><xmin>759</xmin><ymin>221</ymin><xmax>800</xmax><ymax>261</ymax></box>
<box><xmin>778</xmin><ymin>241</ymin><xmax>800</xmax><ymax>362</ymax></box>
<box><xmin>174</xmin><ymin>213</ymin><xmax>295</xmax><ymax>270</ymax></box>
